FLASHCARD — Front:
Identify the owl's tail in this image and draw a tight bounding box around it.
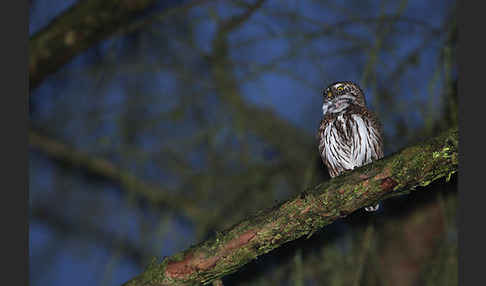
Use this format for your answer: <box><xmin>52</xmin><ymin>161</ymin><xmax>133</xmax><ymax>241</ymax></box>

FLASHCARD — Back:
<box><xmin>364</xmin><ymin>203</ymin><xmax>380</xmax><ymax>212</ymax></box>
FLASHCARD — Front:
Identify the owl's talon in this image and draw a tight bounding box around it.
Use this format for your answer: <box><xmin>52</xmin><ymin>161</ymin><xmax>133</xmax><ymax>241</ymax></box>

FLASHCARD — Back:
<box><xmin>300</xmin><ymin>191</ymin><xmax>308</xmax><ymax>199</ymax></box>
<box><xmin>364</xmin><ymin>203</ymin><xmax>380</xmax><ymax>212</ymax></box>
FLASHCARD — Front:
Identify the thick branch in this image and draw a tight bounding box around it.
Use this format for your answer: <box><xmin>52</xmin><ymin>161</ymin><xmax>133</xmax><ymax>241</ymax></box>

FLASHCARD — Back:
<box><xmin>122</xmin><ymin>127</ymin><xmax>458</xmax><ymax>286</ymax></box>
<box><xmin>29</xmin><ymin>0</ymin><xmax>158</xmax><ymax>90</ymax></box>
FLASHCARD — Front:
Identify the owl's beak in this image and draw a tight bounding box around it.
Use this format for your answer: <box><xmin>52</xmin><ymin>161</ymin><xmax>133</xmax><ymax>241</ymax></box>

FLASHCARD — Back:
<box><xmin>323</xmin><ymin>97</ymin><xmax>352</xmax><ymax>115</ymax></box>
<box><xmin>333</xmin><ymin>99</ymin><xmax>351</xmax><ymax>109</ymax></box>
<box><xmin>323</xmin><ymin>98</ymin><xmax>340</xmax><ymax>113</ymax></box>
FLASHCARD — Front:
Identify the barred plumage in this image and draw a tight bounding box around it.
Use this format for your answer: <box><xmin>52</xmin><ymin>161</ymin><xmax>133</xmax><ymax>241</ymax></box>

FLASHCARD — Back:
<box><xmin>317</xmin><ymin>81</ymin><xmax>384</xmax><ymax>212</ymax></box>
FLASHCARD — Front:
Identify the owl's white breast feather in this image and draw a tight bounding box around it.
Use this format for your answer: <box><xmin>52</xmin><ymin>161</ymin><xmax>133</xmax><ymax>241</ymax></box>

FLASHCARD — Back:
<box><xmin>320</xmin><ymin>114</ymin><xmax>382</xmax><ymax>177</ymax></box>
<box><xmin>352</xmin><ymin>114</ymin><xmax>375</xmax><ymax>165</ymax></box>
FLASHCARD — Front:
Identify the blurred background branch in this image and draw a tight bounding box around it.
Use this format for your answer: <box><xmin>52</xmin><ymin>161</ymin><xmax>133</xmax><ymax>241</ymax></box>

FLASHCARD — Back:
<box><xmin>30</xmin><ymin>0</ymin><xmax>158</xmax><ymax>90</ymax></box>
<box><xmin>29</xmin><ymin>130</ymin><xmax>203</xmax><ymax>219</ymax></box>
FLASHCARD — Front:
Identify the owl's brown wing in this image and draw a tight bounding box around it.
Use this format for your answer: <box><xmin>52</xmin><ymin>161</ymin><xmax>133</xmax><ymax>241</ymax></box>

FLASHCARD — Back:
<box><xmin>364</xmin><ymin>109</ymin><xmax>384</xmax><ymax>159</ymax></box>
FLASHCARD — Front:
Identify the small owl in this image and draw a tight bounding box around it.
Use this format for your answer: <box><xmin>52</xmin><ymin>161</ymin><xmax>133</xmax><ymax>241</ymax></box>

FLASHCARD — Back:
<box><xmin>317</xmin><ymin>81</ymin><xmax>384</xmax><ymax>212</ymax></box>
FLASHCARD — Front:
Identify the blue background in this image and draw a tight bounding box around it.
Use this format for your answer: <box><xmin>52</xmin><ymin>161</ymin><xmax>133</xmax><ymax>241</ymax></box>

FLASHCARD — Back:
<box><xmin>29</xmin><ymin>1</ymin><xmax>457</xmax><ymax>285</ymax></box>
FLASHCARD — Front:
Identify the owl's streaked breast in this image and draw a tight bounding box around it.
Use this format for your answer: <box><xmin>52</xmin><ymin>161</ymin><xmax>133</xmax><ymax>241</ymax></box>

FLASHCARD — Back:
<box><xmin>319</xmin><ymin>113</ymin><xmax>383</xmax><ymax>177</ymax></box>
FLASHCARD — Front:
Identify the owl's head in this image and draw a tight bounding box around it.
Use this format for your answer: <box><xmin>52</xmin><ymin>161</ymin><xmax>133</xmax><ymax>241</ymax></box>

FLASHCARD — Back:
<box><xmin>321</xmin><ymin>81</ymin><xmax>366</xmax><ymax>115</ymax></box>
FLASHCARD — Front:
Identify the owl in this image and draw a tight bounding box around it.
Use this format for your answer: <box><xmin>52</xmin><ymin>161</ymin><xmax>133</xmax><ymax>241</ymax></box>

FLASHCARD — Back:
<box><xmin>317</xmin><ymin>81</ymin><xmax>384</xmax><ymax>212</ymax></box>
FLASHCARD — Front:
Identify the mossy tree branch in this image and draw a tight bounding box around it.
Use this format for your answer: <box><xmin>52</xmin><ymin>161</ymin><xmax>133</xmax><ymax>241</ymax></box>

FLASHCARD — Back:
<box><xmin>122</xmin><ymin>127</ymin><xmax>458</xmax><ymax>286</ymax></box>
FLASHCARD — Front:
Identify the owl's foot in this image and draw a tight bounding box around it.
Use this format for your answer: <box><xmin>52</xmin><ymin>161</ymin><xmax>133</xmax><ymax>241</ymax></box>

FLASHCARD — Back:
<box><xmin>364</xmin><ymin>203</ymin><xmax>380</xmax><ymax>212</ymax></box>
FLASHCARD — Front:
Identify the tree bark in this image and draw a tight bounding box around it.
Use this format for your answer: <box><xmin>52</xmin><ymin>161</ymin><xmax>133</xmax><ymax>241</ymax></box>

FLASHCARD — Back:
<box><xmin>122</xmin><ymin>127</ymin><xmax>458</xmax><ymax>286</ymax></box>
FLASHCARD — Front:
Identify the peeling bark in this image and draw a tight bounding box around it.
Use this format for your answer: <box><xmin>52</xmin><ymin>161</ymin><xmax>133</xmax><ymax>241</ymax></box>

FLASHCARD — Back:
<box><xmin>122</xmin><ymin>127</ymin><xmax>458</xmax><ymax>286</ymax></box>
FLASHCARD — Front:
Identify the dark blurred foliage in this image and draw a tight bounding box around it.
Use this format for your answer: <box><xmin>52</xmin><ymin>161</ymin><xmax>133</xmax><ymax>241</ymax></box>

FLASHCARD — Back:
<box><xmin>29</xmin><ymin>1</ymin><xmax>457</xmax><ymax>286</ymax></box>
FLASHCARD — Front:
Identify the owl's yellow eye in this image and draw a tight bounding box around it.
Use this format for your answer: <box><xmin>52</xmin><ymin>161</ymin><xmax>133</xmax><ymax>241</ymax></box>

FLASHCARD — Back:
<box><xmin>327</xmin><ymin>91</ymin><xmax>332</xmax><ymax>98</ymax></box>
<box><xmin>336</xmin><ymin>86</ymin><xmax>344</xmax><ymax>92</ymax></box>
